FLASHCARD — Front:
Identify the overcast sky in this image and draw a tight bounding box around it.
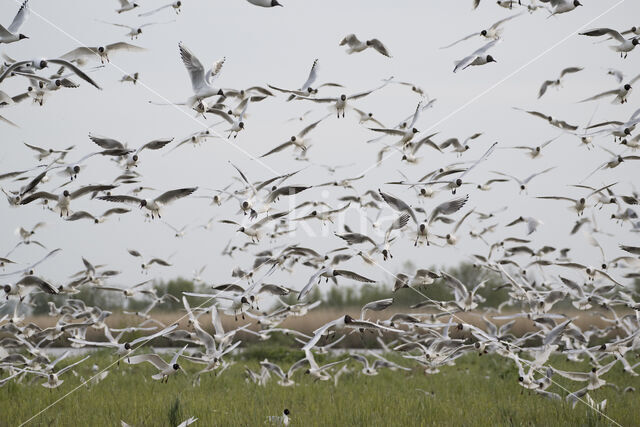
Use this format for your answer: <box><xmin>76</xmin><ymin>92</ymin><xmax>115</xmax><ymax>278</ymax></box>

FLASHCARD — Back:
<box><xmin>1</xmin><ymin>0</ymin><xmax>639</xmax><ymax>296</ymax></box>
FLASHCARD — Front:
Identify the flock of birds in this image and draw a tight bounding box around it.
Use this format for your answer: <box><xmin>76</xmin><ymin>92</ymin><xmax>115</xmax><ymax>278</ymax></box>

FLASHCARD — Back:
<box><xmin>1</xmin><ymin>0</ymin><xmax>640</xmax><ymax>424</ymax></box>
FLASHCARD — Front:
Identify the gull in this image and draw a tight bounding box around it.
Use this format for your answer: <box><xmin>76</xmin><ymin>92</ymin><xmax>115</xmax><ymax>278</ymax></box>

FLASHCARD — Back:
<box><xmin>506</xmin><ymin>215</ymin><xmax>543</xmax><ymax>234</ymax></box>
<box><xmin>165</xmin><ymin>125</ymin><xmax>221</xmax><ymax>154</ymax></box>
<box><xmin>606</xmin><ymin>68</ymin><xmax>624</xmax><ymax>83</ymax></box>
<box><xmin>206</xmin><ymin>103</ymin><xmax>248</xmax><ymax>138</ymax></box>
<box><xmin>301</xmin><ymin>82</ymin><xmax>387</xmax><ymax>118</ymax></box>
<box><xmin>98</xmin><ymin>187</ymin><xmax>198</xmax><ymax>219</ymax></box>
<box><xmin>554</xmin><ymin>360</ymin><xmax>616</xmax><ymax>390</ymax></box>
<box><xmin>441</xmin><ymin>13</ymin><xmax>522</xmax><ymax>49</ymax></box>
<box><xmin>220</xmin><ymin>211</ymin><xmax>290</xmax><ymax>242</ymax></box>
<box><xmin>20</xmin><ymin>184</ymin><xmax>117</xmax><ymax>217</ymax></box>
<box><xmin>294</xmin><ymin>202</ymin><xmax>351</xmax><ymax>225</ymax></box>
<box><xmin>302</xmin><ymin>349</ymin><xmax>347</xmax><ymax>381</ymax></box>
<box><xmin>25</xmin><ymin>355</ymin><xmax>90</xmax><ymax>389</ymax></box>
<box><xmin>360</xmin><ymin>298</ymin><xmax>393</xmax><ymax>319</ymax></box>
<box><xmin>266</xmin><ymin>409</ymin><xmax>290</xmax><ymax>427</ymax></box>
<box><xmin>246</xmin><ymin>0</ymin><xmax>284</xmax><ymax>7</ymax></box>
<box><xmin>439</xmin><ymin>271</ymin><xmax>487</xmax><ymax>311</ymax></box>
<box><xmin>439</xmin><ymin>133</ymin><xmax>483</xmax><ymax>155</ymax></box>
<box><xmin>368</xmin><ymin>101</ymin><xmax>422</xmax><ymax>145</ymax></box>
<box><xmin>298</xmin><ymin>266</ymin><xmax>375</xmax><ymax>300</ymax></box>
<box><xmin>581</xmin><ymin>150</ymin><xmax>640</xmax><ymax>183</ymax></box>
<box><xmin>580</xmin><ymin>28</ymin><xmax>639</xmax><ymax>58</ymax></box>
<box><xmin>66</xmin><ymin>207</ymin><xmax>130</xmax><ymax>224</ymax></box>
<box><xmin>537</xmin><ymin>183</ymin><xmax>616</xmax><ymax>215</ymax></box>
<box><xmin>126</xmin><ymin>346</ymin><xmax>188</xmax><ymax>382</ymax></box>
<box><xmin>24</xmin><ymin>142</ymin><xmax>74</xmax><ymax>162</ymax></box>
<box><xmin>436</xmin><ymin>209</ymin><xmax>475</xmax><ymax>246</ymax></box>
<box><xmin>501</xmin><ymin>135</ymin><xmax>560</xmax><ymax>159</ymax></box>
<box><xmin>0</xmin><ymin>0</ymin><xmax>29</xmax><ymax>44</ymax></box>
<box><xmin>260</xmin><ymin>114</ymin><xmax>330</xmax><ymax>157</ymax></box>
<box><xmin>94</xmin><ymin>279</ymin><xmax>155</xmax><ymax>298</ymax></box>
<box><xmin>353</xmin><ymin>108</ymin><xmax>385</xmax><ymax>126</ymax></box>
<box><xmin>579</xmin><ymin>74</ymin><xmax>640</xmax><ymax>104</ymax></box>
<box><xmin>61</xmin><ymin>42</ymin><xmax>145</xmax><ymax>65</ymax></box>
<box><xmin>339</xmin><ymin>34</ymin><xmax>391</xmax><ymax>57</ymax></box>
<box><xmin>492</xmin><ymin>167</ymin><xmax>555</xmax><ymax>192</ymax></box>
<box><xmin>88</xmin><ymin>134</ymin><xmax>173</xmax><ymax>168</ymax></box>
<box><xmin>4</xmin><ymin>276</ymin><xmax>58</xmax><ymax>300</ymax></box>
<box><xmin>554</xmin><ymin>262</ymin><xmax>623</xmax><ymax>286</ymax></box>
<box><xmin>116</xmin><ymin>0</ymin><xmax>140</xmax><ymax>13</ymax></box>
<box><xmin>127</xmin><ymin>249</ymin><xmax>173</xmax><ymax>272</ymax></box>
<box><xmin>178</xmin><ymin>42</ymin><xmax>225</xmax><ymax>104</ymax></box>
<box><xmin>453</xmin><ymin>40</ymin><xmax>499</xmax><ymax>73</ymax></box>
<box><xmin>541</xmin><ymin>0</ymin><xmax>582</xmax><ymax>16</ymax></box>
<box><xmin>0</xmin><ymin>58</ymin><xmax>101</xmax><ymax>89</ymax></box>
<box><xmin>538</xmin><ymin>67</ymin><xmax>582</xmax><ymax>98</ymax></box>
<box><xmin>350</xmin><ymin>354</ymin><xmax>383</xmax><ymax>376</ymax></box>
<box><xmin>69</xmin><ymin>324</ymin><xmax>178</xmax><ymax>359</ymax></box>
<box><xmin>515</xmin><ymin>108</ymin><xmax>578</xmax><ymax>130</ymax></box>
<box><xmin>97</xmin><ymin>20</ymin><xmax>174</xmax><ymax>40</ymax></box>
<box><xmin>268</xmin><ymin>59</ymin><xmax>344</xmax><ymax>102</ymax></box>
<box><xmin>139</xmin><ymin>1</ymin><xmax>182</xmax><ymax>17</ymax></box>
<box><xmin>259</xmin><ymin>359</ymin><xmax>307</xmax><ymax>386</ymax></box>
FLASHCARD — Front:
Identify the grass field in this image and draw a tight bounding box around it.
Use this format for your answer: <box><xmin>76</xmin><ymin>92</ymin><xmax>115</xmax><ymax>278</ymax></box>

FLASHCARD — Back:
<box><xmin>2</xmin><ymin>348</ymin><xmax>639</xmax><ymax>426</ymax></box>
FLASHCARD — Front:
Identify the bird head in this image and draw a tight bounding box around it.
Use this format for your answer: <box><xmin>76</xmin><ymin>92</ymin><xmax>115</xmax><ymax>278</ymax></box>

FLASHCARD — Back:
<box><xmin>284</xmin><ymin>409</ymin><xmax>290</xmax><ymax>416</ymax></box>
<box><xmin>132</xmin><ymin>154</ymin><xmax>139</xmax><ymax>162</ymax></box>
<box><xmin>624</xmin><ymin>84</ymin><xmax>633</xmax><ymax>91</ymax></box>
<box><xmin>238</xmin><ymin>226</ymin><xmax>245</xmax><ymax>233</ymax></box>
<box><xmin>412</xmin><ymin>127</ymin><xmax>419</xmax><ymax>134</ymax></box>
<box><xmin>73</xmin><ymin>165</ymin><xmax>80</xmax><ymax>174</ymax></box>
<box><xmin>486</xmin><ymin>55</ymin><xmax>496</xmax><ymax>63</ymax></box>
<box><xmin>239</xmin><ymin>122</ymin><xmax>245</xmax><ymax>129</ymax></box>
<box><xmin>137</xmin><ymin>28</ymin><xmax>143</xmax><ymax>34</ymax></box>
<box><xmin>271</xmin><ymin>0</ymin><xmax>283</xmax><ymax>6</ymax></box>
<box><xmin>63</xmin><ymin>190</ymin><xmax>70</xmax><ymax>197</ymax></box>
<box><xmin>573</xmin><ymin>0</ymin><xmax>582</xmax><ymax>6</ymax></box>
<box><xmin>4</xmin><ymin>285</ymin><xmax>11</xmax><ymax>294</ymax></box>
<box><xmin>173</xmin><ymin>363</ymin><xmax>180</xmax><ymax>370</ymax></box>
<box><xmin>139</xmin><ymin>199</ymin><xmax>147</xmax><ymax>208</ymax></box>
<box><xmin>19</xmin><ymin>34</ymin><xmax>28</xmax><ymax>40</ymax></box>
<box><xmin>344</xmin><ymin>314</ymin><xmax>354</xmax><ymax>323</ymax></box>
<box><xmin>98</xmin><ymin>46</ymin><xmax>105</xmax><ymax>53</ymax></box>
<box><xmin>290</xmin><ymin>135</ymin><xmax>297</xmax><ymax>142</ymax></box>
<box><xmin>480</xmin><ymin>30</ymin><xmax>487</xmax><ymax>36</ymax></box>
<box><xmin>124</xmin><ymin>342</ymin><xmax>131</xmax><ymax>350</ymax></box>
<box><xmin>579</xmin><ymin>197</ymin><xmax>585</xmax><ymax>204</ymax></box>
<box><xmin>340</xmin><ymin>94</ymin><xmax>347</xmax><ymax>101</ymax></box>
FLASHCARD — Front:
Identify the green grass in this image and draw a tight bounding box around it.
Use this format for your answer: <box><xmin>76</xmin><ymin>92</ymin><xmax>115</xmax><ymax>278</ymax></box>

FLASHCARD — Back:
<box><xmin>2</xmin><ymin>349</ymin><xmax>639</xmax><ymax>426</ymax></box>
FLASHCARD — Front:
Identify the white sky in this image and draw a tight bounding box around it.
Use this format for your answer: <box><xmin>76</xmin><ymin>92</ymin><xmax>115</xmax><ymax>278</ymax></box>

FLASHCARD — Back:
<box><xmin>1</xmin><ymin>0</ymin><xmax>639</xmax><ymax>293</ymax></box>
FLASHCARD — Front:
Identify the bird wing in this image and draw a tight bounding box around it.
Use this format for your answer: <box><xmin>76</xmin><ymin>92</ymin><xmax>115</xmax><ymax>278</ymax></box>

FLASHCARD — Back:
<box><xmin>126</xmin><ymin>353</ymin><xmax>169</xmax><ymax>370</ymax></box>
<box><xmin>429</xmin><ymin>195</ymin><xmax>469</xmax><ymax>224</ymax></box>
<box><xmin>298</xmin><ymin>267</ymin><xmax>329</xmax><ymax>300</ymax></box>
<box><xmin>71</xmin><ymin>184</ymin><xmax>116</xmax><ymax>200</ymax></box>
<box><xmin>301</xmin><ymin>59</ymin><xmax>319</xmax><ymax>91</ymax></box>
<box><xmin>440</xmin><ymin>32</ymin><xmax>480</xmax><ymax>49</ymax></box>
<box><xmin>179</xmin><ymin>42</ymin><xmax>206</xmax><ymax>93</ymax></box>
<box><xmin>580</xmin><ymin>28</ymin><xmax>625</xmax><ymax>43</ymax></box>
<box><xmin>453</xmin><ymin>39</ymin><xmax>499</xmax><ymax>73</ymax></box>
<box><xmin>378</xmin><ymin>189</ymin><xmax>417</xmax><ymax>223</ymax></box>
<box><xmin>20</xmin><ymin>191</ymin><xmax>58</xmax><ymax>204</ymax></box>
<box><xmin>47</xmin><ymin>59</ymin><xmax>101</xmax><ymax>89</ymax></box>
<box><xmin>137</xmin><ymin>138</ymin><xmax>174</xmax><ymax>153</ymax></box>
<box><xmin>8</xmin><ymin>0</ymin><xmax>30</xmax><ymax>34</ymax></box>
<box><xmin>339</xmin><ymin>34</ymin><xmax>361</xmax><ymax>48</ymax></box>
<box><xmin>155</xmin><ymin>187</ymin><xmax>197</xmax><ymax>204</ymax></box>
<box><xmin>334</xmin><ymin>269</ymin><xmax>375</xmax><ymax>283</ymax></box>
<box><xmin>88</xmin><ymin>134</ymin><xmax>125</xmax><ymax>150</ymax></box>
<box><xmin>98</xmin><ymin>194</ymin><xmax>142</xmax><ymax>205</ymax></box>
<box><xmin>368</xmin><ymin>39</ymin><xmax>391</xmax><ymax>57</ymax></box>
